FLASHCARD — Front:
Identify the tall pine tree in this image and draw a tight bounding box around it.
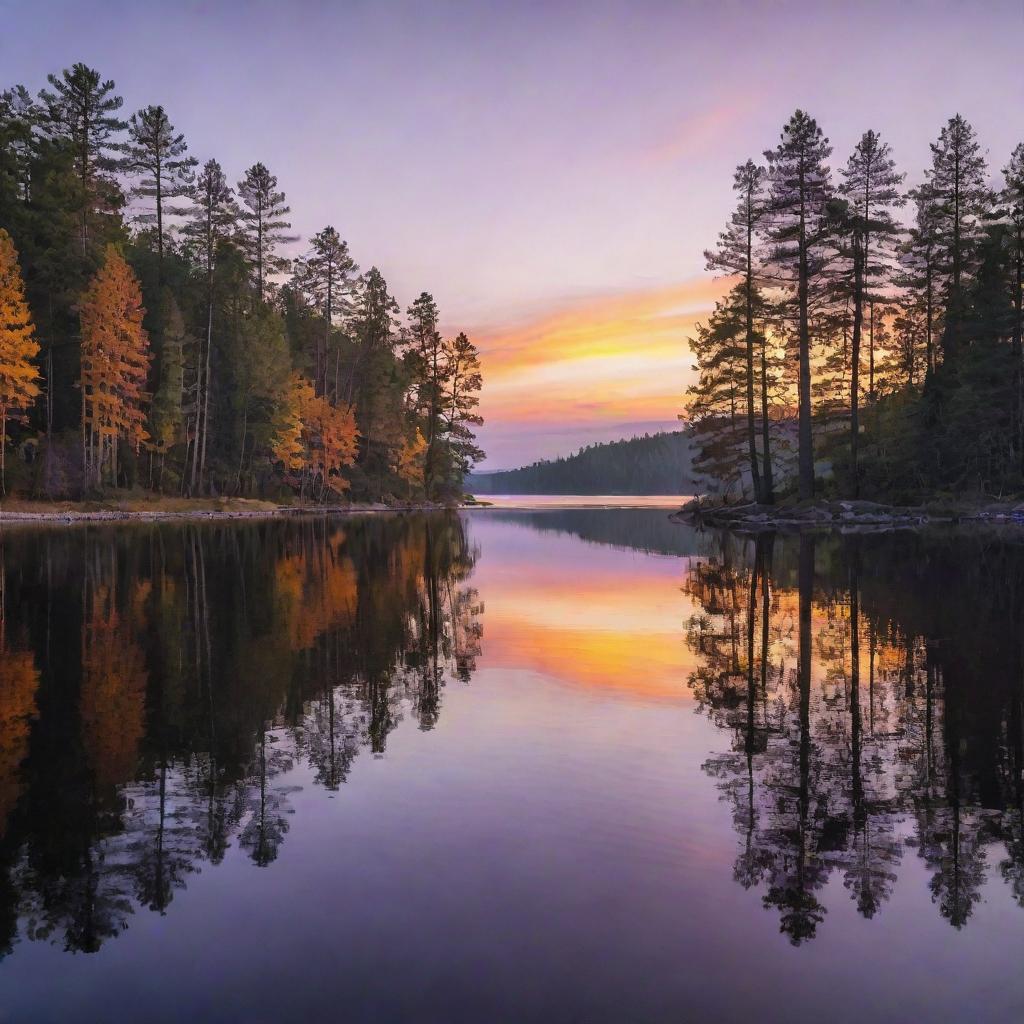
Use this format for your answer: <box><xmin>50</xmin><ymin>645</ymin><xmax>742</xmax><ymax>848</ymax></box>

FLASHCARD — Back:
<box><xmin>924</xmin><ymin>115</ymin><xmax>990</xmax><ymax>363</ymax></box>
<box><xmin>238</xmin><ymin>162</ymin><xmax>295</xmax><ymax>303</ymax></box>
<box><xmin>181</xmin><ymin>158</ymin><xmax>237</xmax><ymax>492</ymax></box>
<box><xmin>837</xmin><ymin>130</ymin><xmax>904</xmax><ymax>493</ymax></box>
<box><xmin>764</xmin><ymin>110</ymin><xmax>834</xmax><ymax>500</ymax></box>
<box><xmin>123</xmin><ymin>105</ymin><xmax>196</xmax><ymax>277</ymax></box>
<box><xmin>406</xmin><ymin>292</ymin><xmax>444</xmax><ymax>494</ymax></box>
<box><xmin>296</xmin><ymin>226</ymin><xmax>357</xmax><ymax>397</ymax></box>
<box><xmin>1002</xmin><ymin>144</ymin><xmax>1024</xmax><ymax>466</ymax></box>
<box><xmin>39</xmin><ymin>63</ymin><xmax>126</xmax><ymax>255</ymax></box>
<box><xmin>705</xmin><ymin>159</ymin><xmax>772</xmax><ymax>502</ymax></box>
<box><xmin>442</xmin><ymin>332</ymin><xmax>484</xmax><ymax>481</ymax></box>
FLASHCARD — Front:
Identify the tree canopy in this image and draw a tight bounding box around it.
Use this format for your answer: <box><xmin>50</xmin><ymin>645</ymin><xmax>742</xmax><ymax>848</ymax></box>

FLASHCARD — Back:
<box><xmin>0</xmin><ymin>62</ymin><xmax>484</xmax><ymax>502</ymax></box>
<box><xmin>684</xmin><ymin>110</ymin><xmax>1024</xmax><ymax>503</ymax></box>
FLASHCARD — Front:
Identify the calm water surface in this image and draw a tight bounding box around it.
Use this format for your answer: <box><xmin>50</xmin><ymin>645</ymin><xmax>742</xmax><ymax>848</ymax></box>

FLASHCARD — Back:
<box><xmin>477</xmin><ymin>494</ymin><xmax>686</xmax><ymax>508</ymax></box>
<box><xmin>1</xmin><ymin>509</ymin><xmax>1023</xmax><ymax>1022</ymax></box>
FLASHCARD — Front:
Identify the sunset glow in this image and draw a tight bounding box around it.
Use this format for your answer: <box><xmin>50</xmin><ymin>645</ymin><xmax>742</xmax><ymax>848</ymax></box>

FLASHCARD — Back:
<box><xmin>5</xmin><ymin>2</ymin><xmax>1019</xmax><ymax>469</ymax></box>
<box><xmin>473</xmin><ymin>278</ymin><xmax>725</xmax><ymax>466</ymax></box>
<box><xmin>5</xmin><ymin>0</ymin><xmax>1024</xmax><ymax>1018</ymax></box>
<box><xmin>473</xmin><ymin>520</ymin><xmax>700</xmax><ymax>700</ymax></box>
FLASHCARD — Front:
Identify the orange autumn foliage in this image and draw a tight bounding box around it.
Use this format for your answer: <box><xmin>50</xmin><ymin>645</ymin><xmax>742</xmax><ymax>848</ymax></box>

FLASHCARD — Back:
<box><xmin>271</xmin><ymin>373</ymin><xmax>359</xmax><ymax>496</ymax></box>
<box><xmin>0</xmin><ymin>228</ymin><xmax>41</xmax><ymax>494</ymax></box>
<box><xmin>0</xmin><ymin>644</ymin><xmax>39</xmax><ymax>837</ymax></box>
<box><xmin>274</xmin><ymin>531</ymin><xmax>358</xmax><ymax>651</ymax></box>
<box><xmin>80</xmin><ymin>581</ymin><xmax>148</xmax><ymax>788</ymax></box>
<box><xmin>270</xmin><ymin>373</ymin><xmax>311</xmax><ymax>473</ymax></box>
<box><xmin>397</xmin><ymin>430</ymin><xmax>427</xmax><ymax>489</ymax></box>
<box><xmin>303</xmin><ymin>389</ymin><xmax>359</xmax><ymax>492</ymax></box>
<box><xmin>79</xmin><ymin>246</ymin><xmax>152</xmax><ymax>486</ymax></box>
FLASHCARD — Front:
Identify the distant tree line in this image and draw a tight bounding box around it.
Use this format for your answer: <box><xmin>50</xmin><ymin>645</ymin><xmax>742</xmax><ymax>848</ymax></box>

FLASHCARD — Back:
<box><xmin>0</xmin><ymin>63</ymin><xmax>484</xmax><ymax>501</ymax></box>
<box><xmin>468</xmin><ymin>431</ymin><xmax>695</xmax><ymax>494</ymax></box>
<box><xmin>684</xmin><ymin>110</ymin><xmax>1024</xmax><ymax>503</ymax></box>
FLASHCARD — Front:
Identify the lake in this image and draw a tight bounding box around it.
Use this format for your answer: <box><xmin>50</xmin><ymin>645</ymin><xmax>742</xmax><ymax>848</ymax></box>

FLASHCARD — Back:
<box><xmin>1</xmin><ymin>508</ymin><xmax>1023</xmax><ymax>1023</ymax></box>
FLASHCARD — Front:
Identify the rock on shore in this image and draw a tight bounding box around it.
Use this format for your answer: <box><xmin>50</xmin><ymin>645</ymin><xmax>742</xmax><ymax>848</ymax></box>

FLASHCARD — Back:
<box><xmin>672</xmin><ymin>497</ymin><xmax>1024</xmax><ymax>532</ymax></box>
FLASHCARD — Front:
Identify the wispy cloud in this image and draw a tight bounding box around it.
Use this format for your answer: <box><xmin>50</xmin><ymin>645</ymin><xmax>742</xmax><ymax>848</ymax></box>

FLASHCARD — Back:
<box><xmin>470</xmin><ymin>277</ymin><xmax>726</xmax><ymax>466</ymax></box>
<box><xmin>637</xmin><ymin>100</ymin><xmax>753</xmax><ymax>167</ymax></box>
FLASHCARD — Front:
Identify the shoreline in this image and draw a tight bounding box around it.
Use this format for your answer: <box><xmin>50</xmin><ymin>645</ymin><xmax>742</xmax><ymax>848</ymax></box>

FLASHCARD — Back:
<box><xmin>0</xmin><ymin>494</ymin><xmax>703</xmax><ymax>525</ymax></box>
<box><xmin>0</xmin><ymin>498</ymin><xmax>482</xmax><ymax>527</ymax></box>
<box><xmin>672</xmin><ymin>497</ymin><xmax>1024</xmax><ymax>533</ymax></box>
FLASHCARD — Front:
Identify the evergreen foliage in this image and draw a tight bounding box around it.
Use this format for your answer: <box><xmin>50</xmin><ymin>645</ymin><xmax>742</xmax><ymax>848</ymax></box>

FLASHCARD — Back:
<box><xmin>685</xmin><ymin>109</ymin><xmax>1024</xmax><ymax>503</ymax></box>
<box><xmin>0</xmin><ymin>62</ymin><xmax>484</xmax><ymax>503</ymax></box>
<box><xmin>468</xmin><ymin>432</ymin><xmax>696</xmax><ymax>495</ymax></box>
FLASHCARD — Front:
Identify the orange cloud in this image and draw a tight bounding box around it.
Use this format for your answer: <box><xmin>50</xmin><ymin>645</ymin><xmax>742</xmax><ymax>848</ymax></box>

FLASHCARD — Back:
<box><xmin>472</xmin><ymin>277</ymin><xmax>727</xmax><ymax>431</ymax></box>
<box><xmin>640</xmin><ymin>101</ymin><xmax>753</xmax><ymax>167</ymax></box>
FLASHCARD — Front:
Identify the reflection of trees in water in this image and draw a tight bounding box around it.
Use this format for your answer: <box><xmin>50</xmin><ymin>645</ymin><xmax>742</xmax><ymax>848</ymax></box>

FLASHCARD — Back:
<box><xmin>489</xmin><ymin>507</ymin><xmax>712</xmax><ymax>558</ymax></box>
<box><xmin>0</xmin><ymin>513</ymin><xmax>481</xmax><ymax>953</ymax></box>
<box><xmin>686</xmin><ymin>530</ymin><xmax>1024</xmax><ymax>944</ymax></box>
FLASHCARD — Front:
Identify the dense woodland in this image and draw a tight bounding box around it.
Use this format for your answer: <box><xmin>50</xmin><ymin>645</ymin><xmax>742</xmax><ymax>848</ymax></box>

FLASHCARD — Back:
<box><xmin>685</xmin><ymin>110</ymin><xmax>1024</xmax><ymax>503</ymax></box>
<box><xmin>468</xmin><ymin>431</ymin><xmax>695</xmax><ymax>495</ymax></box>
<box><xmin>0</xmin><ymin>64</ymin><xmax>483</xmax><ymax>503</ymax></box>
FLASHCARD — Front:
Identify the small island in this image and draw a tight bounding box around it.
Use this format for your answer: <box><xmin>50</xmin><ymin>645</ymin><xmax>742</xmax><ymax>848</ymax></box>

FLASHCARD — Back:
<box><xmin>678</xmin><ymin>110</ymin><xmax>1024</xmax><ymax>530</ymax></box>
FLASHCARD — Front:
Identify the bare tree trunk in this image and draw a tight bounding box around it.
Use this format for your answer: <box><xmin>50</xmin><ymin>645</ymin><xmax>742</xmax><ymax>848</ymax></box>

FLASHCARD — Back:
<box><xmin>743</xmin><ymin>206</ymin><xmax>763</xmax><ymax>503</ymax></box>
<box><xmin>1014</xmin><ymin>235</ymin><xmax>1023</xmax><ymax>473</ymax></box>
<box><xmin>797</xmin><ymin>191</ymin><xmax>814</xmax><ymax>502</ymax></box>
<box><xmin>156</xmin><ymin>161</ymin><xmax>164</xmax><ymax>284</ymax></box>
<box><xmin>81</xmin><ymin>382</ymin><xmax>89</xmax><ymax>493</ymax></box>
<box><xmin>44</xmin><ymin>336</ymin><xmax>53</xmax><ymax>495</ymax></box>
<box><xmin>236</xmin><ymin>405</ymin><xmax>247</xmax><ymax>495</ymax></box>
<box><xmin>199</xmin><ymin>297</ymin><xmax>213</xmax><ymax>492</ymax></box>
<box><xmin>925</xmin><ymin>254</ymin><xmax>935</xmax><ymax>377</ymax></box>
<box><xmin>850</xmin><ymin>237</ymin><xmax>864</xmax><ymax>498</ymax></box>
<box><xmin>188</xmin><ymin>358</ymin><xmax>201</xmax><ymax>496</ymax></box>
<box><xmin>759</xmin><ymin>337</ymin><xmax>774</xmax><ymax>503</ymax></box>
<box><xmin>868</xmin><ymin>301</ymin><xmax>876</xmax><ymax>401</ymax></box>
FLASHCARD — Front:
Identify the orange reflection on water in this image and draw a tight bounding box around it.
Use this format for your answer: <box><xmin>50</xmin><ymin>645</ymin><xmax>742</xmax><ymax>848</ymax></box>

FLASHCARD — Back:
<box><xmin>474</xmin><ymin>526</ymin><xmax>699</xmax><ymax>702</ymax></box>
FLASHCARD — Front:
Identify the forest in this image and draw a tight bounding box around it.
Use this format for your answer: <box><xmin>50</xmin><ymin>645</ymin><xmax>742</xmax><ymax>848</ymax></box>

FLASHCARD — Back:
<box><xmin>0</xmin><ymin>64</ymin><xmax>484</xmax><ymax>503</ymax></box>
<box><xmin>685</xmin><ymin>110</ymin><xmax>1024</xmax><ymax>504</ymax></box>
<box><xmin>468</xmin><ymin>431</ymin><xmax>696</xmax><ymax>495</ymax></box>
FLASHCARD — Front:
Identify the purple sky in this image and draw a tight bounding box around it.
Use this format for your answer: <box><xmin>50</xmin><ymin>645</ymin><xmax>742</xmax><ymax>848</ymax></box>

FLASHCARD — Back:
<box><xmin>2</xmin><ymin>0</ymin><xmax>1022</xmax><ymax>467</ymax></box>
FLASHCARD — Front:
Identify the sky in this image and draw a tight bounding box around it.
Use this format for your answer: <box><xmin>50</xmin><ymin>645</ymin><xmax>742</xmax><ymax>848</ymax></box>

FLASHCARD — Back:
<box><xmin>2</xmin><ymin>0</ymin><xmax>1022</xmax><ymax>467</ymax></box>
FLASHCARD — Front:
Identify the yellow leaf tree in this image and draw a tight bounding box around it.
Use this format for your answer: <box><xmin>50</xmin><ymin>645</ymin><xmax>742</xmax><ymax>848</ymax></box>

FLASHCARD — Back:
<box><xmin>0</xmin><ymin>229</ymin><xmax>41</xmax><ymax>495</ymax></box>
<box><xmin>302</xmin><ymin>390</ymin><xmax>359</xmax><ymax>496</ymax></box>
<box><xmin>397</xmin><ymin>430</ymin><xmax>427</xmax><ymax>496</ymax></box>
<box><xmin>270</xmin><ymin>373</ymin><xmax>358</xmax><ymax>500</ymax></box>
<box><xmin>79</xmin><ymin>246</ymin><xmax>151</xmax><ymax>488</ymax></box>
<box><xmin>270</xmin><ymin>372</ymin><xmax>314</xmax><ymax>474</ymax></box>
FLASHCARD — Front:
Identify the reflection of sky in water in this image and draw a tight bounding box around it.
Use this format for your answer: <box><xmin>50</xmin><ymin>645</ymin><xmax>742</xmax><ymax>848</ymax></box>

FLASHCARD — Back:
<box><xmin>478</xmin><ymin>495</ymin><xmax>687</xmax><ymax>509</ymax></box>
<box><xmin>469</xmin><ymin>512</ymin><xmax>701</xmax><ymax>701</ymax></box>
<box><xmin>1</xmin><ymin>512</ymin><xmax>1023</xmax><ymax>1023</ymax></box>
